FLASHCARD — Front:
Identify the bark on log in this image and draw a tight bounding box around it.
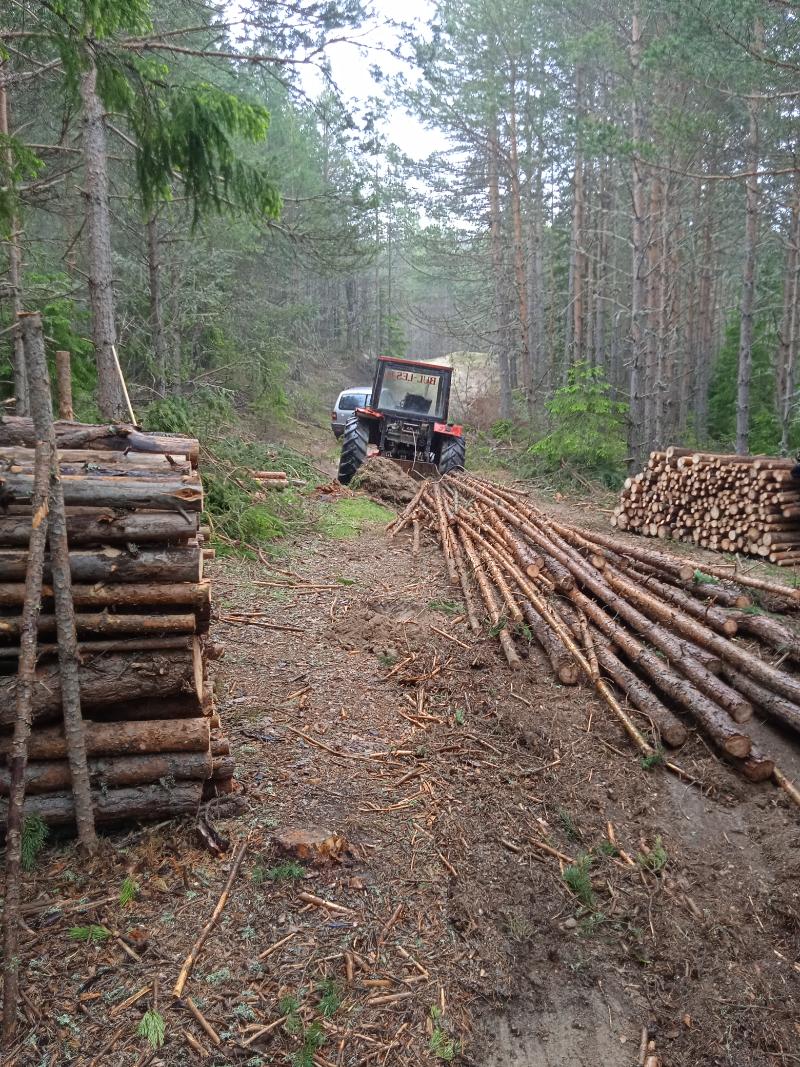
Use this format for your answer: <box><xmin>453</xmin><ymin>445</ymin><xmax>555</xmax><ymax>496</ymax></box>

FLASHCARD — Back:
<box><xmin>0</xmin><ymin>643</ymin><xmax>203</xmax><ymax>724</ymax></box>
<box><xmin>0</xmin><ymin>580</ymin><xmax>211</xmax><ymax>611</ymax></box>
<box><xmin>0</xmin><ymin>636</ymin><xmax>194</xmax><ymax>659</ymax></box>
<box><xmin>0</xmin><ymin>781</ymin><xmax>203</xmax><ymax>827</ymax></box>
<box><xmin>0</xmin><ymin>546</ymin><xmax>201</xmax><ymax>584</ymax></box>
<box><xmin>0</xmin><ymin>750</ymin><xmax>213</xmax><ymax>794</ymax></box>
<box><xmin>0</xmin><ymin>471</ymin><xmax>202</xmax><ymax>512</ymax></box>
<box><xmin>719</xmin><ymin>664</ymin><xmax>800</xmax><ymax>736</ymax></box>
<box><xmin>0</xmin><ymin>612</ymin><xmax>197</xmax><ymax>639</ymax></box>
<box><xmin>0</xmin><ymin>510</ymin><xmax>198</xmax><ymax>545</ymax></box>
<box><xmin>0</xmin><ymin>416</ymin><xmax>199</xmax><ymax>465</ymax></box>
<box><xmin>0</xmin><ymin>717</ymin><xmax>210</xmax><ymax>759</ymax></box>
<box><xmin>211</xmin><ymin>755</ymin><xmax>236</xmax><ymax>780</ymax></box>
<box><xmin>566</xmin><ymin>587</ymin><xmax>751</xmax><ymax>757</ymax></box>
<box><xmin>0</xmin><ymin>448</ymin><xmax>189</xmax><ymax>470</ymax></box>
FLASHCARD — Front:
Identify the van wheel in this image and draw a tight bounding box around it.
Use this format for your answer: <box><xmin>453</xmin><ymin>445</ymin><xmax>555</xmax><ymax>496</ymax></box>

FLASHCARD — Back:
<box><xmin>438</xmin><ymin>435</ymin><xmax>466</xmax><ymax>475</ymax></box>
<box><xmin>338</xmin><ymin>417</ymin><xmax>369</xmax><ymax>484</ymax></box>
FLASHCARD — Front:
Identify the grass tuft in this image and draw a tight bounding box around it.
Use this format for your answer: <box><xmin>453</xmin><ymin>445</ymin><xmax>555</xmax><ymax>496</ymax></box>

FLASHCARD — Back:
<box><xmin>21</xmin><ymin>815</ymin><xmax>48</xmax><ymax>871</ymax></box>
<box><xmin>253</xmin><ymin>861</ymin><xmax>305</xmax><ymax>884</ymax></box>
<box><xmin>317</xmin><ymin>497</ymin><xmax>395</xmax><ymax>539</ymax></box>
<box><xmin>637</xmin><ymin>835</ymin><xmax>668</xmax><ymax>872</ymax></box>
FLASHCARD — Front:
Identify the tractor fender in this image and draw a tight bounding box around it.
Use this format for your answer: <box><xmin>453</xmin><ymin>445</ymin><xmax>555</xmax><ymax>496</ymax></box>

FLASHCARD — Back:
<box><xmin>434</xmin><ymin>422</ymin><xmax>463</xmax><ymax>437</ymax></box>
<box><xmin>355</xmin><ymin>406</ymin><xmax>384</xmax><ymax>420</ymax></box>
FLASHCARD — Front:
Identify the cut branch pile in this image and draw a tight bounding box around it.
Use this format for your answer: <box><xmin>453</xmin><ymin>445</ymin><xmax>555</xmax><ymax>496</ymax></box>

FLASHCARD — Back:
<box><xmin>0</xmin><ymin>416</ymin><xmax>232</xmax><ymax>828</ymax></box>
<box><xmin>614</xmin><ymin>448</ymin><xmax>800</xmax><ymax>564</ymax></box>
<box><xmin>389</xmin><ymin>472</ymin><xmax>800</xmax><ymax>802</ymax></box>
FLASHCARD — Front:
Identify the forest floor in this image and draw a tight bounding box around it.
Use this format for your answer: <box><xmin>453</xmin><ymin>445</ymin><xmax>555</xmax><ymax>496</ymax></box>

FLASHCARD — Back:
<box><xmin>7</xmin><ymin>452</ymin><xmax>800</xmax><ymax>1067</ymax></box>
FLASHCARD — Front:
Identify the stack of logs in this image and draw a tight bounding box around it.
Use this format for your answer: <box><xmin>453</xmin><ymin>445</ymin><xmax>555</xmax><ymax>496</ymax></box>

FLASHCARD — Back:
<box><xmin>389</xmin><ymin>472</ymin><xmax>800</xmax><ymax>802</ymax></box>
<box><xmin>0</xmin><ymin>416</ymin><xmax>233</xmax><ymax>827</ymax></box>
<box><xmin>613</xmin><ymin>449</ymin><xmax>800</xmax><ymax>564</ymax></box>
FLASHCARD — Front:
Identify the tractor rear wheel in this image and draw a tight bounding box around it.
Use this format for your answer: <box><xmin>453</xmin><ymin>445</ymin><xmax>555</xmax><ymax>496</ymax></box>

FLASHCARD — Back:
<box><xmin>338</xmin><ymin>416</ymin><xmax>369</xmax><ymax>484</ymax></box>
<box><xmin>438</xmin><ymin>435</ymin><xmax>466</xmax><ymax>475</ymax></box>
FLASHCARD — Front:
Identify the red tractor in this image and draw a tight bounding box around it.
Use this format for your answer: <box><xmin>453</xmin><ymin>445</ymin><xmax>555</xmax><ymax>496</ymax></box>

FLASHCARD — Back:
<box><xmin>337</xmin><ymin>357</ymin><xmax>466</xmax><ymax>484</ymax></box>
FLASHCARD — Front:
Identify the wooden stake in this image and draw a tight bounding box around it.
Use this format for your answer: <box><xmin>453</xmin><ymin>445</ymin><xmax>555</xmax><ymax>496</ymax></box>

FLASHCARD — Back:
<box><xmin>20</xmin><ymin>314</ymin><xmax>96</xmax><ymax>853</ymax></box>
<box><xmin>1</xmin><ymin>435</ymin><xmax>51</xmax><ymax>1045</ymax></box>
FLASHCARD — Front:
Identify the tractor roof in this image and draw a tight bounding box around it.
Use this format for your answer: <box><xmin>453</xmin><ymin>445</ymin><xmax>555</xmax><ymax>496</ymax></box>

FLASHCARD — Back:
<box><xmin>377</xmin><ymin>356</ymin><xmax>452</xmax><ymax>374</ymax></box>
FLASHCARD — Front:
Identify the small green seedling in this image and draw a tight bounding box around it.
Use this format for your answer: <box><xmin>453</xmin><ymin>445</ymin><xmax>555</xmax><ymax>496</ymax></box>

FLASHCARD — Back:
<box><xmin>69</xmin><ymin>925</ymin><xmax>111</xmax><ymax>943</ymax></box>
<box><xmin>640</xmin><ymin>749</ymin><xmax>665</xmax><ymax>771</ymax></box>
<box><xmin>137</xmin><ymin>1009</ymin><xmax>166</xmax><ymax>1049</ymax></box>
<box><xmin>21</xmin><ymin>815</ymin><xmax>48</xmax><ymax>871</ymax></box>
<box><xmin>562</xmin><ymin>854</ymin><xmax>594</xmax><ymax>908</ymax></box>
<box><xmin>119</xmin><ymin>875</ymin><xmax>139</xmax><ymax>907</ymax></box>
<box><xmin>253</xmin><ymin>861</ymin><xmax>305</xmax><ymax>884</ymax></box>
<box><xmin>637</xmin><ymin>836</ymin><xmax>668</xmax><ymax>872</ymax></box>
<box><xmin>317</xmin><ymin>978</ymin><xmax>343</xmax><ymax>1018</ymax></box>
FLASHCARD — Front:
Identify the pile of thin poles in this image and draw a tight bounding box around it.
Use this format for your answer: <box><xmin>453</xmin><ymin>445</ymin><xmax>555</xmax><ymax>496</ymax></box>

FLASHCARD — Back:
<box><xmin>387</xmin><ymin>472</ymin><xmax>800</xmax><ymax>804</ymax></box>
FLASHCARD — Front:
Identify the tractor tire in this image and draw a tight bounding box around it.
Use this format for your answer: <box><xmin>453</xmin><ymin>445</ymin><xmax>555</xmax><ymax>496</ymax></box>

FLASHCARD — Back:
<box><xmin>438</xmin><ymin>435</ymin><xmax>466</xmax><ymax>475</ymax></box>
<box><xmin>338</xmin><ymin>416</ymin><xmax>369</xmax><ymax>485</ymax></box>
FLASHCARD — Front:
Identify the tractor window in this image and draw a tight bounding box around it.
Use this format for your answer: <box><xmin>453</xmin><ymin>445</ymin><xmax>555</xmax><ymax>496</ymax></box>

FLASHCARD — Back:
<box><xmin>377</xmin><ymin>367</ymin><xmax>446</xmax><ymax>419</ymax></box>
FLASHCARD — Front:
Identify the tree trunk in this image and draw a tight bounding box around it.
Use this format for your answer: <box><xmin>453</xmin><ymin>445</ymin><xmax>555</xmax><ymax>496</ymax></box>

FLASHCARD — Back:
<box><xmin>0</xmin><ymin>417</ymin><xmax>199</xmax><ymax>464</ymax></box>
<box><xmin>0</xmin><ymin>644</ymin><xmax>204</xmax><ymax>725</ymax></box>
<box><xmin>80</xmin><ymin>59</ymin><xmax>125</xmax><ymax>420</ymax></box>
<box><xmin>20</xmin><ymin>314</ymin><xmax>97</xmax><ymax>851</ymax></box>
<box><xmin>0</xmin><ymin>71</ymin><xmax>28</xmax><ymax>417</ymax></box>
<box><xmin>0</xmin><ymin>717</ymin><xmax>210</xmax><ymax>760</ymax></box>
<box><xmin>777</xmin><ymin>178</ymin><xmax>800</xmax><ymax>454</ymax></box>
<box><xmin>568</xmin><ymin>67</ymin><xmax>586</xmax><ymax>368</ymax></box>
<box><xmin>0</xmin><ymin>612</ymin><xmax>196</xmax><ymax>639</ymax></box>
<box><xmin>487</xmin><ymin>117</ymin><xmax>512</xmax><ymax>419</ymax></box>
<box><xmin>0</xmin><ymin>546</ymin><xmax>201</xmax><ymax>584</ymax></box>
<box><xmin>0</xmin><ymin>471</ymin><xmax>202</xmax><ymax>512</ymax></box>
<box><xmin>0</xmin><ymin>750</ymin><xmax>212</xmax><ymax>795</ymax></box>
<box><xmin>0</xmin><ymin>579</ymin><xmax>211</xmax><ymax>614</ymax></box>
<box><xmin>0</xmin><ymin>781</ymin><xmax>203</xmax><ymax>827</ymax></box>
<box><xmin>628</xmin><ymin>3</ymin><xmax>647</xmax><ymax>467</ymax></box>
<box><xmin>0</xmin><ymin>509</ymin><xmax>198</xmax><ymax>546</ymax></box>
<box><xmin>55</xmin><ymin>351</ymin><xmax>75</xmax><ymax>420</ymax></box>
<box><xmin>736</xmin><ymin>98</ymin><xmax>760</xmax><ymax>454</ymax></box>
<box><xmin>146</xmin><ymin>213</ymin><xmax>169</xmax><ymax>395</ymax></box>
<box><xmin>507</xmin><ymin>59</ymin><xmax>532</xmax><ymax>399</ymax></box>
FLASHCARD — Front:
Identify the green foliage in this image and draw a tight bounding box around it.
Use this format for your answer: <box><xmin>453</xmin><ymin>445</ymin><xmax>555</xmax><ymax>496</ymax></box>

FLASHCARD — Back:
<box><xmin>637</xmin><ymin>836</ymin><xmax>668</xmax><ymax>872</ymax></box>
<box><xmin>252</xmin><ymin>861</ymin><xmax>305</xmax><ymax>884</ymax></box>
<box><xmin>530</xmin><ymin>363</ymin><xmax>628</xmax><ymax>487</ymax></box>
<box><xmin>562</xmin><ymin>854</ymin><xmax>594</xmax><ymax>908</ymax></box>
<box><xmin>453</xmin><ymin>708</ymin><xmax>465</xmax><ymax>726</ymax></box>
<box><xmin>693</xmin><ymin>570</ymin><xmax>719</xmax><ymax>586</ymax></box>
<box><xmin>317</xmin><ymin>497</ymin><xmax>395</xmax><ymax>539</ymax></box>
<box><xmin>557</xmin><ymin>808</ymin><xmax>581</xmax><ymax>842</ymax></box>
<box><xmin>68</xmin><ymin>925</ymin><xmax>111</xmax><ymax>943</ymax></box>
<box><xmin>317</xmin><ymin>978</ymin><xmax>343</xmax><ymax>1018</ymax></box>
<box><xmin>21</xmin><ymin>815</ymin><xmax>49</xmax><ymax>872</ymax></box>
<box><xmin>640</xmin><ymin>749</ymin><xmax>665</xmax><ymax>771</ymax></box>
<box><xmin>119</xmin><ymin>875</ymin><xmax>139</xmax><ymax>907</ymax></box>
<box><xmin>291</xmin><ymin>1021</ymin><xmax>326</xmax><ymax>1067</ymax></box>
<box><xmin>131</xmin><ymin>81</ymin><xmax>281</xmax><ymax>226</ymax></box>
<box><xmin>137</xmin><ymin>1009</ymin><xmax>166</xmax><ymax>1049</ymax></box>
<box><xmin>429</xmin><ymin>1006</ymin><xmax>457</xmax><ymax>1061</ymax></box>
<box><xmin>708</xmin><ymin>316</ymin><xmax>799</xmax><ymax>452</ymax></box>
<box><xmin>428</xmin><ymin>599</ymin><xmax>463</xmax><ymax>615</ymax></box>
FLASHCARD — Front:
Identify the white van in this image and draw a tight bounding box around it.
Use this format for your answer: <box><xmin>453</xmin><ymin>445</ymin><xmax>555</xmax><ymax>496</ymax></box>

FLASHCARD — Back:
<box><xmin>331</xmin><ymin>387</ymin><xmax>371</xmax><ymax>439</ymax></box>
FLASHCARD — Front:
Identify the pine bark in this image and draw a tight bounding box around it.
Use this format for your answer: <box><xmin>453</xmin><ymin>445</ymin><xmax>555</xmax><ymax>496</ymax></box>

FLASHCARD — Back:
<box><xmin>0</xmin><ymin>718</ymin><xmax>210</xmax><ymax>760</ymax></box>
<box><xmin>487</xmin><ymin>117</ymin><xmax>512</xmax><ymax>418</ymax></box>
<box><xmin>80</xmin><ymin>59</ymin><xmax>125</xmax><ymax>420</ymax></box>
<box><xmin>628</xmin><ymin>3</ymin><xmax>647</xmax><ymax>466</ymax></box>
<box><xmin>146</xmin><ymin>212</ymin><xmax>169</xmax><ymax>395</ymax></box>
<box><xmin>0</xmin><ymin>72</ymin><xmax>28</xmax><ymax>416</ymax></box>
<box><xmin>736</xmin><ymin>98</ymin><xmax>760</xmax><ymax>454</ymax></box>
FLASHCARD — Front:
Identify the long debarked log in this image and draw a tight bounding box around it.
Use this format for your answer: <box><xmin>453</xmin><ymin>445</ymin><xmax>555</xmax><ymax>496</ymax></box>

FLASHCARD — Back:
<box><xmin>0</xmin><ymin>546</ymin><xmax>202</xmax><ymax>584</ymax></box>
<box><xmin>0</xmin><ymin>643</ymin><xmax>203</xmax><ymax>724</ymax></box>
<box><xmin>0</xmin><ymin>509</ymin><xmax>198</xmax><ymax>546</ymax></box>
<box><xmin>719</xmin><ymin>665</ymin><xmax>800</xmax><ymax>736</ymax></box>
<box><xmin>0</xmin><ymin>416</ymin><xmax>199</xmax><ymax>465</ymax></box>
<box><xmin>0</xmin><ymin>717</ymin><xmax>210</xmax><ymax>760</ymax></box>
<box><xmin>0</xmin><ymin>781</ymin><xmax>203</xmax><ymax>827</ymax></box>
<box><xmin>0</xmin><ymin>471</ymin><xmax>202</xmax><ymax>512</ymax></box>
<box><xmin>0</xmin><ymin>750</ymin><xmax>213</xmax><ymax>795</ymax></box>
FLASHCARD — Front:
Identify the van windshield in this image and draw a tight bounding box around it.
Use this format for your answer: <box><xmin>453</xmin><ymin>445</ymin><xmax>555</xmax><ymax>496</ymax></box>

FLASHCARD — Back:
<box><xmin>339</xmin><ymin>393</ymin><xmax>369</xmax><ymax>411</ymax></box>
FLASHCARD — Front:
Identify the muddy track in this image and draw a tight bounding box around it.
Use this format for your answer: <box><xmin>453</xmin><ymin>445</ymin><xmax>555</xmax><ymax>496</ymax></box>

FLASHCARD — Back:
<box><xmin>8</xmin><ymin>494</ymin><xmax>799</xmax><ymax>1066</ymax></box>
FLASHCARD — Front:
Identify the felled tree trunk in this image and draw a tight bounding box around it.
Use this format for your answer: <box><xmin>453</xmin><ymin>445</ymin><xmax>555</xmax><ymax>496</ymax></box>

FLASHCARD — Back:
<box><xmin>0</xmin><ymin>546</ymin><xmax>202</xmax><ymax>584</ymax></box>
<box><xmin>0</xmin><ymin>643</ymin><xmax>203</xmax><ymax>725</ymax></box>
<box><xmin>0</xmin><ymin>510</ymin><xmax>197</xmax><ymax>546</ymax></box>
<box><xmin>0</xmin><ymin>612</ymin><xmax>197</xmax><ymax>639</ymax></box>
<box><xmin>0</xmin><ymin>417</ymin><xmax>199</xmax><ymax>465</ymax></box>
<box><xmin>0</xmin><ymin>717</ymin><xmax>210</xmax><ymax>760</ymax></box>
<box><xmin>0</xmin><ymin>781</ymin><xmax>203</xmax><ymax>826</ymax></box>
<box><xmin>0</xmin><ymin>750</ymin><xmax>212</xmax><ymax>795</ymax></box>
<box><xmin>0</xmin><ymin>471</ymin><xmax>202</xmax><ymax>512</ymax></box>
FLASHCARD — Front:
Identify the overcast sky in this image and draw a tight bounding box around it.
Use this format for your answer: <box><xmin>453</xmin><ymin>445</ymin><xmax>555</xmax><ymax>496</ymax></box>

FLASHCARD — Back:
<box><xmin>300</xmin><ymin>0</ymin><xmax>444</xmax><ymax>160</ymax></box>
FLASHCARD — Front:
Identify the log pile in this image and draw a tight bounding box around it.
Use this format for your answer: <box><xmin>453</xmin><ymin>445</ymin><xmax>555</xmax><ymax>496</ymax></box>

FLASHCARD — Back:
<box><xmin>613</xmin><ymin>449</ymin><xmax>800</xmax><ymax>564</ymax></box>
<box><xmin>0</xmin><ymin>417</ymin><xmax>233</xmax><ymax>828</ymax></box>
<box><xmin>390</xmin><ymin>472</ymin><xmax>800</xmax><ymax>802</ymax></box>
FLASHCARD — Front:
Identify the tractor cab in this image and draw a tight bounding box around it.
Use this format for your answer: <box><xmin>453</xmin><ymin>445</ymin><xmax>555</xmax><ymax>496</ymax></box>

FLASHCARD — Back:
<box><xmin>337</xmin><ymin>357</ymin><xmax>466</xmax><ymax>485</ymax></box>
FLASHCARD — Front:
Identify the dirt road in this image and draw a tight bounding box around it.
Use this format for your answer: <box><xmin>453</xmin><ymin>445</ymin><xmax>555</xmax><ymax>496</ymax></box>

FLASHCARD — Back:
<box><xmin>11</xmin><ymin>487</ymin><xmax>800</xmax><ymax>1066</ymax></box>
